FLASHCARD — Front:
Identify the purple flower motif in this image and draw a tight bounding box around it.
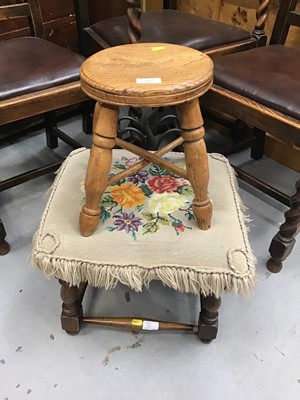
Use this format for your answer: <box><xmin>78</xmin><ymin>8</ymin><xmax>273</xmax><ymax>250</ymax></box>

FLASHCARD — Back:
<box><xmin>114</xmin><ymin>212</ymin><xmax>143</xmax><ymax>233</ymax></box>
<box><xmin>126</xmin><ymin>170</ymin><xmax>148</xmax><ymax>184</ymax></box>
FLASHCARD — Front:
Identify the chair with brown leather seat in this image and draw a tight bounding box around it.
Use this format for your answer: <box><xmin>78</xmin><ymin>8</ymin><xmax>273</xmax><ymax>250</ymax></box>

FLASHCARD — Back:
<box><xmin>0</xmin><ymin>1</ymin><xmax>87</xmax><ymax>187</ymax></box>
<box><xmin>201</xmin><ymin>0</ymin><xmax>300</xmax><ymax>273</ymax></box>
<box><xmin>0</xmin><ymin>1</ymin><xmax>88</xmax><ymax>240</ymax></box>
<box><xmin>75</xmin><ymin>0</ymin><xmax>270</xmax><ymax>58</ymax></box>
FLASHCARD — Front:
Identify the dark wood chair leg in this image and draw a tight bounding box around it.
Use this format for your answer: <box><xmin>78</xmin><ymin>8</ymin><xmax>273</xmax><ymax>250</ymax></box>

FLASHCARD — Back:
<box><xmin>267</xmin><ymin>179</ymin><xmax>300</xmax><ymax>273</ymax></box>
<box><xmin>251</xmin><ymin>127</ymin><xmax>266</xmax><ymax>160</ymax></box>
<box><xmin>44</xmin><ymin>111</ymin><xmax>59</xmax><ymax>149</ymax></box>
<box><xmin>198</xmin><ymin>294</ymin><xmax>221</xmax><ymax>342</ymax></box>
<box><xmin>59</xmin><ymin>280</ymin><xmax>83</xmax><ymax>335</ymax></box>
<box><xmin>231</xmin><ymin>119</ymin><xmax>248</xmax><ymax>145</ymax></box>
<box><xmin>82</xmin><ymin>100</ymin><xmax>94</xmax><ymax>135</ymax></box>
<box><xmin>0</xmin><ymin>219</ymin><xmax>10</xmax><ymax>256</ymax></box>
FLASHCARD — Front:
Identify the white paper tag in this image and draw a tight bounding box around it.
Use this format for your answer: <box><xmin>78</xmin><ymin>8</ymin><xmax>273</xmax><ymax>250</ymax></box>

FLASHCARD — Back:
<box><xmin>136</xmin><ymin>78</ymin><xmax>162</xmax><ymax>84</ymax></box>
<box><xmin>142</xmin><ymin>320</ymin><xmax>159</xmax><ymax>330</ymax></box>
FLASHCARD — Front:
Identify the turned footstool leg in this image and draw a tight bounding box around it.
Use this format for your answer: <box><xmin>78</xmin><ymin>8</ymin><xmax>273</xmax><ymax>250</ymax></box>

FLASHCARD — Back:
<box><xmin>177</xmin><ymin>99</ymin><xmax>212</xmax><ymax>230</ymax></box>
<box><xmin>0</xmin><ymin>219</ymin><xmax>10</xmax><ymax>256</ymax></box>
<box><xmin>198</xmin><ymin>294</ymin><xmax>221</xmax><ymax>342</ymax></box>
<box><xmin>267</xmin><ymin>179</ymin><xmax>300</xmax><ymax>273</ymax></box>
<box><xmin>80</xmin><ymin>102</ymin><xmax>119</xmax><ymax>236</ymax></box>
<box><xmin>60</xmin><ymin>280</ymin><xmax>83</xmax><ymax>335</ymax></box>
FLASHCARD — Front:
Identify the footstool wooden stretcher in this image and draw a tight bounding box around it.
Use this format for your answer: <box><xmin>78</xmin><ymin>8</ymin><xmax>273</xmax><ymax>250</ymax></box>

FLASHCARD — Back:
<box><xmin>32</xmin><ymin>148</ymin><xmax>255</xmax><ymax>342</ymax></box>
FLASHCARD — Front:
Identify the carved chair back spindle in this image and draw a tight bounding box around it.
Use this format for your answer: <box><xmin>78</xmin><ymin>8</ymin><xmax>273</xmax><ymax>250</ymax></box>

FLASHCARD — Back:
<box><xmin>75</xmin><ymin>1</ymin><xmax>270</xmax><ymax>58</ymax></box>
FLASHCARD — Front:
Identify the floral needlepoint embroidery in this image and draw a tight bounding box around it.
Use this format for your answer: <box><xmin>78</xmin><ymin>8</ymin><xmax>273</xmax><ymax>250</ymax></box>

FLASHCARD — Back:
<box><xmin>126</xmin><ymin>170</ymin><xmax>149</xmax><ymax>184</ymax></box>
<box><xmin>150</xmin><ymin>193</ymin><xmax>186</xmax><ymax>215</ymax></box>
<box><xmin>147</xmin><ymin>175</ymin><xmax>179</xmax><ymax>193</ymax></box>
<box><xmin>111</xmin><ymin>183</ymin><xmax>145</xmax><ymax>208</ymax></box>
<box><xmin>113</xmin><ymin>212</ymin><xmax>143</xmax><ymax>240</ymax></box>
<box><xmin>81</xmin><ymin>156</ymin><xmax>196</xmax><ymax>240</ymax></box>
<box><xmin>114</xmin><ymin>212</ymin><xmax>142</xmax><ymax>232</ymax></box>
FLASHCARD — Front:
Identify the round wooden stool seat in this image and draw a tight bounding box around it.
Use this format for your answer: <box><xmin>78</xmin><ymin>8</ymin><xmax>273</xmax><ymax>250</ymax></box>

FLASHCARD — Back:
<box><xmin>80</xmin><ymin>43</ymin><xmax>213</xmax><ymax>107</ymax></box>
<box><xmin>79</xmin><ymin>42</ymin><xmax>214</xmax><ymax>237</ymax></box>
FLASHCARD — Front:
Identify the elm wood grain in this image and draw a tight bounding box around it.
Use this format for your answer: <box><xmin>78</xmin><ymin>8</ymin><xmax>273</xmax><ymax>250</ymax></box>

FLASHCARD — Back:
<box><xmin>109</xmin><ymin>136</ymin><xmax>185</xmax><ymax>185</ymax></box>
<box><xmin>267</xmin><ymin>179</ymin><xmax>300</xmax><ymax>273</ymax></box>
<box><xmin>80</xmin><ymin>104</ymin><xmax>119</xmax><ymax>237</ymax></box>
<box><xmin>0</xmin><ymin>219</ymin><xmax>10</xmax><ymax>256</ymax></box>
<box><xmin>177</xmin><ymin>99</ymin><xmax>212</xmax><ymax>230</ymax></box>
<box><xmin>79</xmin><ymin>43</ymin><xmax>213</xmax><ymax>236</ymax></box>
<box><xmin>198</xmin><ymin>294</ymin><xmax>221</xmax><ymax>342</ymax></box>
<box><xmin>115</xmin><ymin>137</ymin><xmax>188</xmax><ymax>179</ymax></box>
<box><xmin>59</xmin><ymin>280</ymin><xmax>83</xmax><ymax>335</ymax></box>
<box><xmin>80</xmin><ymin>43</ymin><xmax>213</xmax><ymax>107</ymax></box>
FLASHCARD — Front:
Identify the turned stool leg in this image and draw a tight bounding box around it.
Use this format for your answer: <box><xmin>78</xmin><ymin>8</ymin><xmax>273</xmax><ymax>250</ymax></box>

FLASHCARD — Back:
<box><xmin>60</xmin><ymin>280</ymin><xmax>83</xmax><ymax>335</ymax></box>
<box><xmin>198</xmin><ymin>294</ymin><xmax>221</xmax><ymax>342</ymax></box>
<box><xmin>0</xmin><ymin>219</ymin><xmax>10</xmax><ymax>256</ymax></box>
<box><xmin>177</xmin><ymin>99</ymin><xmax>212</xmax><ymax>230</ymax></box>
<box><xmin>267</xmin><ymin>179</ymin><xmax>300</xmax><ymax>273</ymax></box>
<box><xmin>80</xmin><ymin>102</ymin><xmax>119</xmax><ymax>236</ymax></box>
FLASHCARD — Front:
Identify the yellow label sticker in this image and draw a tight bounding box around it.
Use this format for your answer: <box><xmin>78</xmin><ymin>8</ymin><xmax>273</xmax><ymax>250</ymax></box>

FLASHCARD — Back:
<box><xmin>151</xmin><ymin>46</ymin><xmax>166</xmax><ymax>52</ymax></box>
<box><xmin>131</xmin><ymin>319</ymin><xmax>143</xmax><ymax>327</ymax></box>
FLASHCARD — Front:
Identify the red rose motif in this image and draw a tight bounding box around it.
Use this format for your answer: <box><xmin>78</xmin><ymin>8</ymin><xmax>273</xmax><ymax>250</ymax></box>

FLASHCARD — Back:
<box><xmin>147</xmin><ymin>176</ymin><xmax>179</xmax><ymax>194</ymax></box>
<box><xmin>173</xmin><ymin>222</ymin><xmax>185</xmax><ymax>233</ymax></box>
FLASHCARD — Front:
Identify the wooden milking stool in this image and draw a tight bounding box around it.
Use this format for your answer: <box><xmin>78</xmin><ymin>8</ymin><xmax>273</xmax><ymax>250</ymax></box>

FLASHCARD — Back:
<box><xmin>79</xmin><ymin>42</ymin><xmax>214</xmax><ymax>237</ymax></box>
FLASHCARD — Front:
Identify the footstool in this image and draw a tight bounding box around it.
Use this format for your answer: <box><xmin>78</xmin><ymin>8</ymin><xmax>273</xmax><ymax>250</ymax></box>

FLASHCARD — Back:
<box><xmin>32</xmin><ymin>148</ymin><xmax>255</xmax><ymax>342</ymax></box>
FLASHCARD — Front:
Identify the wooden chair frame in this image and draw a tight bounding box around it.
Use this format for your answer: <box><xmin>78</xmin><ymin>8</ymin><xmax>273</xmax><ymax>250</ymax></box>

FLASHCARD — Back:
<box><xmin>202</xmin><ymin>0</ymin><xmax>300</xmax><ymax>273</ymax></box>
<box><xmin>74</xmin><ymin>0</ymin><xmax>270</xmax><ymax>57</ymax></box>
<box><xmin>0</xmin><ymin>0</ymin><xmax>88</xmax><ymax>193</ymax></box>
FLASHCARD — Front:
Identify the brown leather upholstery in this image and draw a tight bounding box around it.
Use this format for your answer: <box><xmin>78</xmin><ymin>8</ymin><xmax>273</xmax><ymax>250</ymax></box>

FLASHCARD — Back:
<box><xmin>0</xmin><ymin>37</ymin><xmax>85</xmax><ymax>101</ymax></box>
<box><xmin>88</xmin><ymin>10</ymin><xmax>251</xmax><ymax>51</ymax></box>
<box><xmin>213</xmin><ymin>45</ymin><xmax>300</xmax><ymax>120</ymax></box>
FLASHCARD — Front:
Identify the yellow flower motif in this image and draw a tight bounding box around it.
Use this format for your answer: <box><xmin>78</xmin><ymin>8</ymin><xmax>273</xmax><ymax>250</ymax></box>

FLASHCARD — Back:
<box><xmin>149</xmin><ymin>193</ymin><xmax>186</xmax><ymax>215</ymax></box>
<box><xmin>111</xmin><ymin>183</ymin><xmax>145</xmax><ymax>208</ymax></box>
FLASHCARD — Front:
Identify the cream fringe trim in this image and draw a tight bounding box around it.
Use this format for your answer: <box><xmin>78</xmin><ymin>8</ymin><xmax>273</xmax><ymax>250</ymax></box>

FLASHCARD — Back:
<box><xmin>31</xmin><ymin>150</ymin><xmax>256</xmax><ymax>298</ymax></box>
<box><xmin>31</xmin><ymin>250</ymin><xmax>256</xmax><ymax>298</ymax></box>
